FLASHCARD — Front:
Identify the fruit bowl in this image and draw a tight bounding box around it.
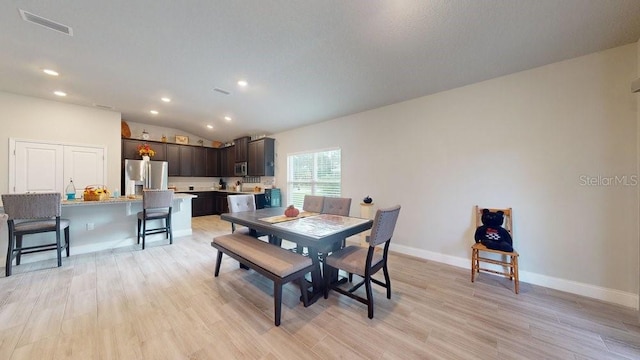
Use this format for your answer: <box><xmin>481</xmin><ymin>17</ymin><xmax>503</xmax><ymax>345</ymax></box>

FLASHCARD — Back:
<box><xmin>83</xmin><ymin>185</ymin><xmax>110</xmax><ymax>201</ymax></box>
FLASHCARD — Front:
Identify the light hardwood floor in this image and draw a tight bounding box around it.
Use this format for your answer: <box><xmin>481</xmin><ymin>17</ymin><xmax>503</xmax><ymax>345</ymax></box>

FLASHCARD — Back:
<box><xmin>0</xmin><ymin>215</ymin><xmax>639</xmax><ymax>359</ymax></box>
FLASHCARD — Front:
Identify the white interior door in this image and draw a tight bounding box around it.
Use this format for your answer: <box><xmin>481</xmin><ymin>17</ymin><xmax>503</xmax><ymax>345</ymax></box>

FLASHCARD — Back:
<box><xmin>10</xmin><ymin>139</ymin><xmax>107</xmax><ymax>195</ymax></box>
<box><xmin>63</xmin><ymin>146</ymin><xmax>105</xmax><ymax>192</ymax></box>
<box><xmin>12</xmin><ymin>141</ymin><xmax>64</xmax><ymax>193</ymax></box>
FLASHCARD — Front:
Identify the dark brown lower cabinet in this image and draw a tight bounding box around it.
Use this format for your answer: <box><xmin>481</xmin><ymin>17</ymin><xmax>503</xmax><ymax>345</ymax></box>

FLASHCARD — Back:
<box><xmin>190</xmin><ymin>192</ymin><xmax>215</xmax><ymax>217</ymax></box>
<box><xmin>188</xmin><ymin>191</ymin><xmax>264</xmax><ymax>217</ymax></box>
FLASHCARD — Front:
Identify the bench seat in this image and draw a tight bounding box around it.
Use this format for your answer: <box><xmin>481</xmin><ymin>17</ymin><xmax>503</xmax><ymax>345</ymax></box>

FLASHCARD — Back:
<box><xmin>211</xmin><ymin>233</ymin><xmax>315</xmax><ymax>326</ymax></box>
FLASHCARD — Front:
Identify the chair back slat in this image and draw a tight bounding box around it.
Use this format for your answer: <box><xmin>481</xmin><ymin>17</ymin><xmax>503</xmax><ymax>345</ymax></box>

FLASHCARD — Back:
<box><xmin>1</xmin><ymin>193</ymin><xmax>62</xmax><ymax>220</ymax></box>
<box><xmin>321</xmin><ymin>197</ymin><xmax>351</xmax><ymax>216</ymax></box>
<box><xmin>369</xmin><ymin>205</ymin><xmax>401</xmax><ymax>247</ymax></box>
<box><xmin>227</xmin><ymin>194</ymin><xmax>256</xmax><ymax>213</ymax></box>
<box><xmin>302</xmin><ymin>195</ymin><xmax>324</xmax><ymax>213</ymax></box>
<box><xmin>143</xmin><ymin>190</ymin><xmax>174</xmax><ymax>209</ymax></box>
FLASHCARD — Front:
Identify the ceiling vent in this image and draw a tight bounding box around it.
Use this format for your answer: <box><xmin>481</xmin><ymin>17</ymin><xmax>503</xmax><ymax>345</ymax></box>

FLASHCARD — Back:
<box><xmin>213</xmin><ymin>88</ymin><xmax>231</xmax><ymax>95</ymax></box>
<box><xmin>93</xmin><ymin>104</ymin><xmax>114</xmax><ymax>110</ymax></box>
<box><xmin>19</xmin><ymin>9</ymin><xmax>73</xmax><ymax>36</ymax></box>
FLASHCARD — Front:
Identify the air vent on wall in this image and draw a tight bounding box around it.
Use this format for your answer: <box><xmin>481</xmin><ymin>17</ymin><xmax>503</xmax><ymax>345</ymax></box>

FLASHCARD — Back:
<box><xmin>19</xmin><ymin>9</ymin><xmax>73</xmax><ymax>36</ymax></box>
<box><xmin>632</xmin><ymin>78</ymin><xmax>640</xmax><ymax>93</ymax></box>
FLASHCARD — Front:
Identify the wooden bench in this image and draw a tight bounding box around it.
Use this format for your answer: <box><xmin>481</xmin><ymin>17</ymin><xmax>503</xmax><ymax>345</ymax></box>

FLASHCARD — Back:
<box><xmin>211</xmin><ymin>233</ymin><xmax>315</xmax><ymax>326</ymax></box>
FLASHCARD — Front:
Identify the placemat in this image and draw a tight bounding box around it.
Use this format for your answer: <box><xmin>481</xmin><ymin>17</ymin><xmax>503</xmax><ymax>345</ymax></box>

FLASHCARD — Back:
<box><xmin>259</xmin><ymin>211</ymin><xmax>319</xmax><ymax>224</ymax></box>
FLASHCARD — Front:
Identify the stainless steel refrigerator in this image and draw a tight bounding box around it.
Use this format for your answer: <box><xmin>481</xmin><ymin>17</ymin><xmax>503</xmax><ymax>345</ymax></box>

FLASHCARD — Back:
<box><xmin>124</xmin><ymin>159</ymin><xmax>168</xmax><ymax>196</ymax></box>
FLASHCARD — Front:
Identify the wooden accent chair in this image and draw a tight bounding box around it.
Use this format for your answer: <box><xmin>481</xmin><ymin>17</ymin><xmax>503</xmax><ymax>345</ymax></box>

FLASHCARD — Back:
<box><xmin>137</xmin><ymin>189</ymin><xmax>174</xmax><ymax>250</ymax></box>
<box><xmin>323</xmin><ymin>205</ymin><xmax>401</xmax><ymax>319</ymax></box>
<box><xmin>2</xmin><ymin>192</ymin><xmax>70</xmax><ymax>276</ymax></box>
<box><xmin>471</xmin><ymin>205</ymin><xmax>519</xmax><ymax>294</ymax></box>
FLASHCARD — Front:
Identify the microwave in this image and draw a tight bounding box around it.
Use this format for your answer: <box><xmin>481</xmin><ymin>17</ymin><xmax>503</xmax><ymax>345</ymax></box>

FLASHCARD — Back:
<box><xmin>234</xmin><ymin>162</ymin><xmax>247</xmax><ymax>176</ymax></box>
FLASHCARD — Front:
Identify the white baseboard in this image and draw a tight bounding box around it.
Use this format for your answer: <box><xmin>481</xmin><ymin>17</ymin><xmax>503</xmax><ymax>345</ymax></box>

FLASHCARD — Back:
<box><xmin>389</xmin><ymin>243</ymin><xmax>639</xmax><ymax>309</ymax></box>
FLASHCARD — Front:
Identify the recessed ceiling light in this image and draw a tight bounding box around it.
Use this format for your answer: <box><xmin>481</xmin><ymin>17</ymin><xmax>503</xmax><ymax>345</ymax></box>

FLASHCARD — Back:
<box><xmin>224</xmin><ymin>116</ymin><xmax>232</xmax><ymax>121</ymax></box>
<box><xmin>237</xmin><ymin>80</ymin><xmax>248</xmax><ymax>87</ymax></box>
<box><xmin>161</xmin><ymin>97</ymin><xmax>171</xmax><ymax>102</ymax></box>
<box><xmin>150</xmin><ymin>110</ymin><xmax>158</xmax><ymax>115</ymax></box>
<box><xmin>43</xmin><ymin>69</ymin><xmax>59</xmax><ymax>76</ymax></box>
<box><xmin>206</xmin><ymin>125</ymin><xmax>213</xmax><ymax>129</ymax></box>
<box><xmin>53</xmin><ymin>91</ymin><xmax>66</xmax><ymax>97</ymax></box>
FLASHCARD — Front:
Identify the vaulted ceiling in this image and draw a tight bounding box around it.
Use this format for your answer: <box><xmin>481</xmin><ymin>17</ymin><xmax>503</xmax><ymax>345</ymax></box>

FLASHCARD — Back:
<box><xmin>1</xmin><ymin>1</ymin><xmax>639</xmax><ymax>141</ymax></box>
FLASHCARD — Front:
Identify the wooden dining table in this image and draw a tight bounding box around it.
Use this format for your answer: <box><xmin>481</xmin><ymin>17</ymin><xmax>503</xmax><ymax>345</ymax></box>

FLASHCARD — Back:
<box><xmin>220</xmin><ymin>207</ymin><xmax>373</xmax><ymax>303</ymax></box>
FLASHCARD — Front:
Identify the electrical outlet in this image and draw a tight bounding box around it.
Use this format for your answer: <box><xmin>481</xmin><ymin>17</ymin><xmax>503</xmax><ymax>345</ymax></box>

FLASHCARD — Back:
<box><xmin>86</xmin><ymin>223</ymin><xmax>94</xmax><ymax>231</ymax></box>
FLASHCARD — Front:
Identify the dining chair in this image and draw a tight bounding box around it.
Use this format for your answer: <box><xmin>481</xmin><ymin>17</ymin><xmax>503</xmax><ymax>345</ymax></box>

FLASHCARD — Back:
<box><xmin>323</xmin><ymin>205</ymin><xmax>401</xmax><ymax>319</ymax></box>
<box><xmin>302</xmin><ymin>195</ymin><xmax>324</xmax><ymax>213</ymax></box>
<box><xmin>471</xmin><ymin>205</ymin><xmax>519</xmax><ymax>293</ymax></box>
<box><xmin>227</xmin><ymin>194</ymin><xmax>261</xmax><ymax>235</ymax></box>
<box><xmin>137</xmin><ymin>189</ymin><xmax>174</xmax><ymax>250</ymax></box>
<box><xmin>227</xmin><ymin>194</ymin><xmax>270</xmax><ymax>239</ymax></box>
<box><xmin>321</xmin><ymin>196</ymin><xmax>351</xmax><ymax>216</ymax></box>
<box><xmin>2</xmin><ymin>192</ymin><xmax>70</xmax><ymax>276</ymax></box>
<box><xmin>322</xmin><ymin>196</ymin><xmax>352</xmax><ymax>248</ymax></box>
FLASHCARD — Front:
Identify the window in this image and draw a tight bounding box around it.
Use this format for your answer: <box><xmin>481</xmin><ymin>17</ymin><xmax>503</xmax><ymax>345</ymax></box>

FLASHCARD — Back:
<box><xmin>287</xmin><ymin>148</ymin><xmax>341</xmax><ymax>208</ymax></box>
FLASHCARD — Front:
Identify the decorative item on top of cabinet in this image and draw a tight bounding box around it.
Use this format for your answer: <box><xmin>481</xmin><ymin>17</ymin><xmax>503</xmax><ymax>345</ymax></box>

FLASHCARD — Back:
<box><xmin>175</xmin><ymin>135</ymin><xmax>189</xmax><ymax>144</ymax></box>
<box><xmin>122</xmin><ymin>139</ymin><xmax>166</xmax><ymax>161</ymax></box>
<box><xmin>141</xmin><ymin>129</ymin><xmax>149</xmax><ymax>140</ymax></box>
<box><xmin>121</xmin><ymin>121</ymin><xmax>131</xmax><ymax>138</ymax></box>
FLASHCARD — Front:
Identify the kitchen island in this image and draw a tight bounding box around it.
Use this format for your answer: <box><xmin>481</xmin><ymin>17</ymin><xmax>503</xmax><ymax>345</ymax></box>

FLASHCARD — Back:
<box><xmin>176</xmin><ymin>188</ymin><xmax>266</xmax><ymax>216</ymax></box>
<box><xmin>0</xmin><ymin>193</ymin><xmax>195</xmax><ymax>267</ymax></box>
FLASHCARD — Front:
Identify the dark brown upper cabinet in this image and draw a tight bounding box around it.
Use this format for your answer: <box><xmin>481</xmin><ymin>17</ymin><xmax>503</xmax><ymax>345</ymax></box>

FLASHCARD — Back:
<box><xmin>248</xmin><ymin>138</ymin><xmax>275</xmax><ymax>176</ymax></box>
<box><xmin>234</xmin><ymin>136</ymin><xmax>250</xmax><ymax>163</ymax></box>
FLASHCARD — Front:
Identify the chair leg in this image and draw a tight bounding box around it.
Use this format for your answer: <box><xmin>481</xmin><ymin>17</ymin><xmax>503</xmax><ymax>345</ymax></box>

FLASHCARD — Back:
<box><xmin>137</xmin><ymin>218</ymin><xmax>141</xmax><ymax>245</ymax></box>
<box><xmin>348</xmin><ymin>273</ymin><xmax>353</xmax><ymax>283</ymax></box>
<box><xmin>64</xmin><ymin>227</ymin><xmax>70</xmax><ymax>257</ymax></box>
<box><xmin>471</xmin><ymin>249</ymin><xmax>477</xmax><ymax>282</ymax></box>
<box><xmin>56</xmin><ymin>229</ymin><xmax>62</xmax><ymax>267</ymax></box>
<box><xmin>383</xmin><ymin>262</ymin><xmax>391</xmax><ymax>299</ymax></box>
<box><xmin>365</xmin><ymin>274</ymin><xmax>374</xmax><ymax>319</ymax></box>
<box><xmin>214</xmin><ymin>251</ymin><xmax>223</xmax><ymax>277</ymax></box>
<box><xmin>15</xmin><ymin>235</ymin><xmax>22</xmax><ymax>265</ymax></box>
<box><xmin>6</xmin><ymin>231</ymin><xmax>14</xmax><ymax>277</ymax></box>
<box><xmin>142</xmin><ymin>220</ymin><xmax>146</xmax><ymax>250</ymax></box>
<box><xmin>168</xmin><ymin>215</ymin><xmax>173</xmax><ymax>245</ymax></box>
<box><xmin>274</xmin><ymin>283</ymin><xmax>283</xmax><ymax>326</ymax></box>
<box><xmin>513</xmin><ymin>256</ymin><xmax>520</xmax><ymax>294</ymax></box>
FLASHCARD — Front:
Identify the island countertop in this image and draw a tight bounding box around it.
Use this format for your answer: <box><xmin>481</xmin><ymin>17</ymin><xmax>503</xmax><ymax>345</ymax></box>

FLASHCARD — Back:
<box><xmin>60</xmin><ymin>193</ymin><xmax>196</xmax><ymax>206</ymax></box>
<box><xmin>0</xmin><ymin>193</ymin><xmax>195</xmax><ymax>209</ymax></box>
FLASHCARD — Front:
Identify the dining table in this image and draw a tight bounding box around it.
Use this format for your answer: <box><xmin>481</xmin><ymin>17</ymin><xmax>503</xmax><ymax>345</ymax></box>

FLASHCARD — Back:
<box><xmin>220</xmin><ymin>207</ymin><xmax>373</xmax><ymax>303</ymax></box>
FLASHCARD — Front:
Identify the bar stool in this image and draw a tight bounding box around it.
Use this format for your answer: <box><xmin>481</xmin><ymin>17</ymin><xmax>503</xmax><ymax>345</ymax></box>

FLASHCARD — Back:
<box><xmin>2</xmin><ymin>192</ymin><xmax>70</xmax><ymax>276</ymax></box>
<box><xmin>137</xmin><ymin>189</ymin><xmax>174</xmax><ymax>249</ymax></box>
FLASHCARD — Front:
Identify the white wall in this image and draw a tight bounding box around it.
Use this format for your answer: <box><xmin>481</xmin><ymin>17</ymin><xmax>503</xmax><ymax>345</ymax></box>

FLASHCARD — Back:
<box><xmin>274</xmin><ymin>44</ymin><xmax>639</xmax><ymax>307</ymax></box>
<box><xmin>0</xmin><ymin>92</ymin><xmax>121</xmax><ymax>193</ymax></box>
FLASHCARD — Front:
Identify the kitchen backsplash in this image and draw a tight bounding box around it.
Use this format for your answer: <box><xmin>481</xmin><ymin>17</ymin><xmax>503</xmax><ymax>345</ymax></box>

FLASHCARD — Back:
<box><xmin>168</xmin><ymin>176</ymin><xmax>275</xmax><ymax>192</ymax></box>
